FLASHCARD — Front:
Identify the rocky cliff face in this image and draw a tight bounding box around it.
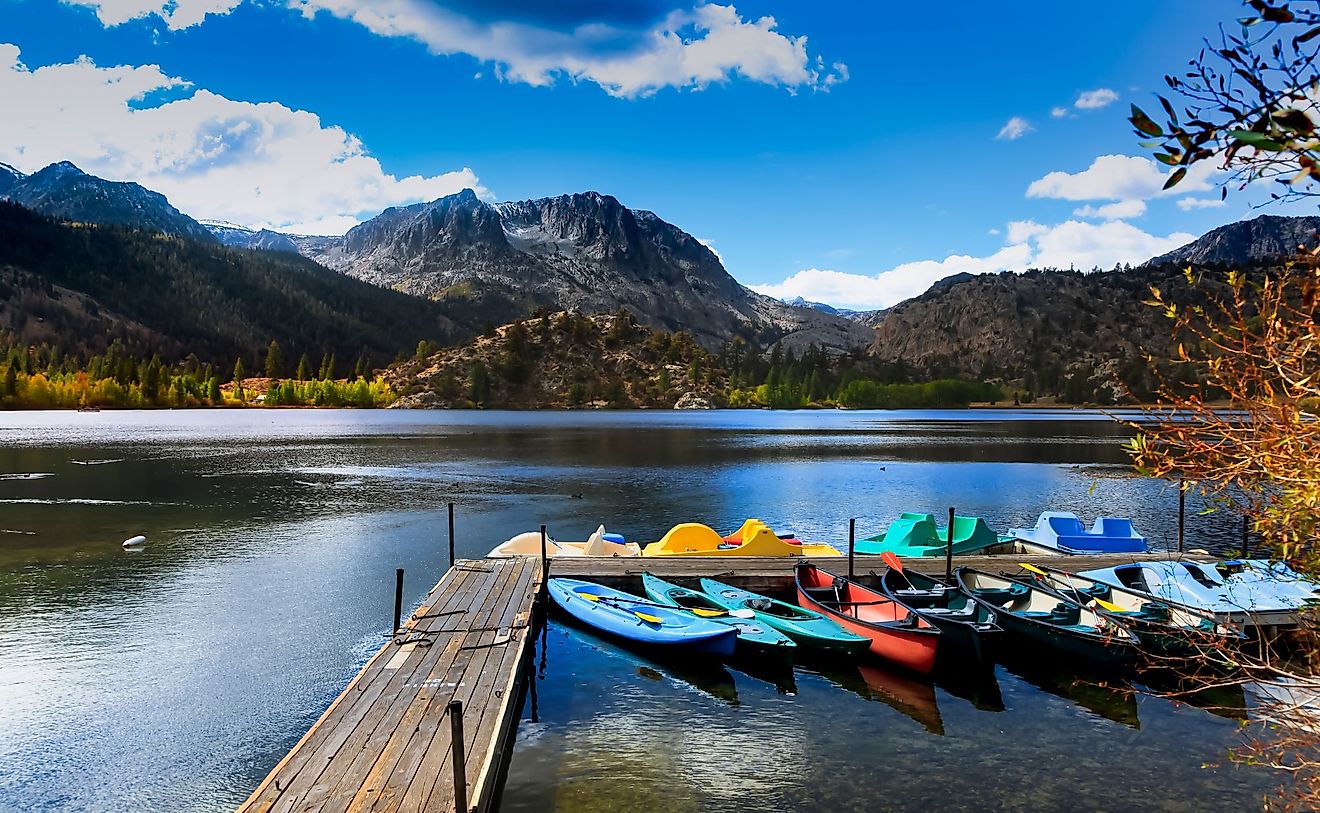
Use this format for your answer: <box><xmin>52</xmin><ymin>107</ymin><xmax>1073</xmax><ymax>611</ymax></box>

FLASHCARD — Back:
<box><xmin>2</xmin><ymin>162</ymin><xmax>215</xmax><ymax>242</ymax></box>
<box><xmin>295</xmin><ymin>188</ymin><xmax>874</xmax><ymax>351</ymax></box>
<box><xmin>1146</xmin><ymin>214</ymin><xmax>1320</xmax><ymax>266</ymax></box>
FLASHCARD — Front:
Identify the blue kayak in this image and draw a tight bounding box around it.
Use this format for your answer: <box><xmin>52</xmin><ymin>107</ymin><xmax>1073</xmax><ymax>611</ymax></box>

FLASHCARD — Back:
<box><xmin>547</xmin><ymin>578</ymin><xmax>738</xmax><ymax>657</ymax></box>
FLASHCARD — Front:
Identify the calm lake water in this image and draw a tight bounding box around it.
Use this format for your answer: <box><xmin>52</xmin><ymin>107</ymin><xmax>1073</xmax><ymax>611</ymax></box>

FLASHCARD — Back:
<box><xmin>0</xmin><ymin>409</ymin><xmax>1274</xmax><ymax>812</ymax></box>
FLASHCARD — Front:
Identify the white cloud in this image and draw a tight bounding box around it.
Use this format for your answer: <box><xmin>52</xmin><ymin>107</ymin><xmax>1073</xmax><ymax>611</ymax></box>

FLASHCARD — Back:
<box><xmin>63</xmin><ymin>0</ymin><xmax>241</xmax><ymax>29</ymax></box>
<box><xmin>1029</xmin><ymin>219</ymin><xmax>1192</xmax><ymax>269</ymax></box>
<box><xmin>1075</xmin><ymin>88</ymin><xmax>1118</xmax><ymax>110</ymax></box>
<box><xmin>1073</xmin><ymin>199</ymin><xmax>1147</xmax><ymax>220</ymax></box>
<box><xmin>751</xmin><ymin>244</ymin><xmax>1034</xmax><ymax>310</ymax></box>
<box><xmin>67</xmin><ymin>0</ymin><xmax>845</xmax><ymax>97</ymax></box>
<box><xmin>1177</xmin><ymin>196</ymin><xmax>1227</xmax><ymax>211</ymax></box>
<box><xmin>1027</xmin><ymin>154</ymin><xmax>1215</xmax><ymax>203</ymax></box>
<box><xmin>987</xmin><ymin>227</ymin><xmax>1001</xmax><ymax>236</ymax></box>
<box><xmin>696</xmin><ymin>237</ymin><xmax>723</xmax><ymax>263</ymax></box>
<box><xmin>996</xmin><ymin>116</ymin><xmax>1033</xmax><ymax>140</ymax></box>
<box><xmin>749</xmin><ymin>220</ymin><xmax>1194</xmax><ymax>309</ymax></box>
<box><xmin>1050</xmin><ymin>106</ymin><xmax>1069</xmax><ymax>118</ymax></box>
<box><xmin>1006</xmin><ymin>220</ymin><xmax>1048</xmax><ymax>243</ymax></box>
<box><xmin>0</xmin><ymin>44</ymin><xmax>482</xmax><ymax>233</ymax></box>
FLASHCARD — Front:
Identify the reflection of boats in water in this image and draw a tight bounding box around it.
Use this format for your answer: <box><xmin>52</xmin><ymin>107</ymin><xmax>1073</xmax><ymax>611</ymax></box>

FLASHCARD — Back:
<box><xmin>550</xmin><ymin>617</ymin><xmax>740</xmax><ymax>706</ymax></box>
<box><xmin>1136</xmin><ymin>672</ymin><xmax>1249</xmax><ymax>723</ymax></box>
<box><xmin>1246</xmin><ymin>678</ymin><xmax>1320</xmax><ymax>733</ymax></box>
<box><xmin>999</xmin><ymin>655</ymin><xmax>1140</xmax><ymax>729</ymax></box>
<box><xmin>727</xmin><ymin>654</ymin><xmax>798</xmax><ymax>695</ymax></box>
<box><xmin>934</xmin><ymin>664</ymin><xmax>1005</xmax><ymax>712</ymax></box>
<box><xmin>858</xmin><ymin>664</ymin><xmax>944</xmax><ymax>735</ymax></box>
<box><xmin>804</xmin><ymin>661</ymin><xmax>943</xmax><ymax>735</ymax></box>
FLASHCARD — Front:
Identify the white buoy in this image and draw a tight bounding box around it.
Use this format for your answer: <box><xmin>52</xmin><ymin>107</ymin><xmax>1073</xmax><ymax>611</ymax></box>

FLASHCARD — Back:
<box><xmin>122</xmin><ymin>535</ymin><xmax>146</xmax><ymax>549</ymax></box>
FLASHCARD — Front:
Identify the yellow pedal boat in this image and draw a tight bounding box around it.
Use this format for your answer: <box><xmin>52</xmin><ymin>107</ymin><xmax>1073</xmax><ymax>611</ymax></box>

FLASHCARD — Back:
<box><xmin>642</xmin><ymin>519</ymin><xmax>843</xmax><ymax>557</ymax></box>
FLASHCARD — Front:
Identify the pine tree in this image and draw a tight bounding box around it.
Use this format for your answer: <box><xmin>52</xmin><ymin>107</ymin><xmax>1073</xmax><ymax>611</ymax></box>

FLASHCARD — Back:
<box><xmin>233</xmin><ymin>356</ymin><xmax>245</xmax><ymax>384</ymax></box>
<box><xmin>206</xmin><ymin>377</ymin><xmax>221</xmax><ymax>404</ymax></box>
<box><xmin>296</xmin><ymin>353</ymin><xmax>311</xmax><ymax>381</ymax></box>
<box><xmin>470</xmin><ymin>361</ymin><xmax>490</xmax><ymax>404</ymax></box>
<box><xmin>265</xmin><ymin>340</ymin><xmax>283</xmax><ymax>378</ymax></box>
<box><xmin>2</xmin><ymin>365</ymin><xmax>14</xmax><ymax>397</ymax></box>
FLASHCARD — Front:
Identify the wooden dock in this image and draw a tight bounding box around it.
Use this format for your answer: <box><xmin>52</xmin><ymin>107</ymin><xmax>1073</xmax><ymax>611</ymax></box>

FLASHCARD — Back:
<box><xmin>237</xmin><ymin>549</ymin><xmax>1209</xmax><ymax>813</ymax></box>
<box><xmin>236</xmin><ymin>557</ymin><xmax>543</xmax><ymax>813</ymax></box>
<box><xmin>546</xmin><ymin>551</ymin><xmax>1208</xmax><ymax>592</ymax></box>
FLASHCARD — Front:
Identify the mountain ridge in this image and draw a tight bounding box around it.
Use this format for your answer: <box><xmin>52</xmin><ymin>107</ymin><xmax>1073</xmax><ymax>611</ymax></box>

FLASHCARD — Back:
<box><xmin>1</xmin><ymin>162</ymin><xmax>215</xmax><ymax>243</ymax></box>
<box><xmin>214</xmin><ymin>186</ymin><xmax>875</xmax><ymax>352</ymax></box>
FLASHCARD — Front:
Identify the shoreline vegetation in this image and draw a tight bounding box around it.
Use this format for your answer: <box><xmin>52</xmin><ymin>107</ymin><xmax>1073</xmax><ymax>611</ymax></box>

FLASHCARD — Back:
<box><xmin>0</xmin><ymin>310</ymin><xmax>1160</xmax><ymax>411</ymax></box>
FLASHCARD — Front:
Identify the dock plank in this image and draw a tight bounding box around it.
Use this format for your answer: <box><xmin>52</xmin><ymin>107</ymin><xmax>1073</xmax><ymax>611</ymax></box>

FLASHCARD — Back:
<box><xmin>240</xmin><ymin>565</ymin><xmax>480</xmax><ymax>813</ymax></box>
<box><xmin>236</xmin><ymin>558</ymin><xmax>544</xmax><ymax>813</ymax></box>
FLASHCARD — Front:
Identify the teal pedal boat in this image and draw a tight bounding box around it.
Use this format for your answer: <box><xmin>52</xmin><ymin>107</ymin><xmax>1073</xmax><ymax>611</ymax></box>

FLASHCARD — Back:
<box><xmin>855</xmin><ymin>512</ymin><xmax>1000</xmax><ymax>557</ymax></box>
<box><xmin>642</xmin><ymin>573</ymin><xmax>796</xmax><ymax>658</ymax></box>
<box><xmin>696</xmin><ymin>577</ymin><xmax>871</xmax><ymax>657</ymax></box>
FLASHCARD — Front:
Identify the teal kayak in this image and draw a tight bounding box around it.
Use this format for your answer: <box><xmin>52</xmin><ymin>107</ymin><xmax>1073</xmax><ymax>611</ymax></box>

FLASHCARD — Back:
<box><xmin>641</xmin><ymin>573</ymin><xmax>796</xmax><ymax>658</ymax></box>
<box><xmin>697</xmin><ymin>577</ymin><xmax>871</xmax><ymax>657</ymax></box>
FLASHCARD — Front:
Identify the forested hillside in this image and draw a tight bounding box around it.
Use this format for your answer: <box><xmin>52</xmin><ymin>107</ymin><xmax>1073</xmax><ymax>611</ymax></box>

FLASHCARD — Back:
<box><xmin>868</xmin><ymin>264</ymin><xmax>1230</xmax><ymax>402</ymax></box>
<box><xmin>386</xmin><ymin>310</ymin><xmax>1000</xmax><ymax>409</ymax></box>
<box><xmin>0</xmin><ymin>202</ymin><xmax>463</xmax><ymax>370</ymax></box>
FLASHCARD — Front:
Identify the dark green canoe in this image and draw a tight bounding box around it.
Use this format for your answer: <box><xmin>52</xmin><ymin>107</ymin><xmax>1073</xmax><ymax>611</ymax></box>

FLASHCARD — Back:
<box><xmin>956</xmin><ymin>567</ymin><xmax>1140</xmax><ymax>669</ymax></box>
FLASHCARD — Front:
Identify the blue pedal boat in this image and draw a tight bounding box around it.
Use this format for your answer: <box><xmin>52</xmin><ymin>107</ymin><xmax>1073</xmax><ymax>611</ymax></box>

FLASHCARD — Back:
<box><xmin>1007</xmin><ymin>512</ymin><xmax>1148</xmax><ymax>554</ymax></box>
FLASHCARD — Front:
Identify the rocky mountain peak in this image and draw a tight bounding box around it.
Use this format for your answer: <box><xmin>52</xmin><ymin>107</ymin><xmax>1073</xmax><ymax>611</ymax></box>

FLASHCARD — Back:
<box><xmin>3</xmin><ymin>161</ymin><xmax>213</xmax><ymax>242</ymax></box>
<box><xmin>0</xmin><ymin>163</ymin><xmax>22</xmax><ymax>196</ymax></box>
<box><xmin>1145</xmin><ymin>213</ymin><xmax>1320</xmax><ymax>266</ymax></box>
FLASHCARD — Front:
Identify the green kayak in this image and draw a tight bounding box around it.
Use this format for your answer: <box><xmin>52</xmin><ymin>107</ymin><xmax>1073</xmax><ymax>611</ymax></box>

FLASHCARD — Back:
<box><xmin>641</xmin><ymin>573</ymin><xmax>796</xmax><ymax>658</ymax></box>
<box><xmin>697</xmin><ymin>577</ymin><xmax>870</xmax><ymax>657</ymax></box>
<box><xmin>855</xmin><ymin>512</ymin><xmax>1000</xmax><ymax>557</ymax></box>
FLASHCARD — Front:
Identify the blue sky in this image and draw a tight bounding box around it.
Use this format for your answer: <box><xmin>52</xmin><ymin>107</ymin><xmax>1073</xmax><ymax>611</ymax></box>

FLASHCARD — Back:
<box><xmin>0</xmin><ymin>0</ymin><xmax>1296</xmax><ymax>307</ymax></box>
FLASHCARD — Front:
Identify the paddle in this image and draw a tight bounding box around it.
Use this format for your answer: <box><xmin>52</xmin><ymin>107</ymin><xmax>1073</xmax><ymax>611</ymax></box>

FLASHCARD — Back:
<box><xmin>1018</xmin><ymin>563</ymin><xmax>1126</xmax><ymax>614</ymax></box>
<box><xmin>576</xmin><ymin>592</ymin><xmax>664</xmax><ymax>623</ymax></box>
<box><xmin>575</xmin><ymin>592</ymin><xmax>753</xmax><ymax>620</ymax></box>
<box><xmin>882</xmin><ymin>551</ymin><xmax>916</xmax><ymax>589</ymax></box>
<box><xmin>1091</xmin><ymin>596</ymin><xmax>1127</xmax><ymax>613</ymax></box>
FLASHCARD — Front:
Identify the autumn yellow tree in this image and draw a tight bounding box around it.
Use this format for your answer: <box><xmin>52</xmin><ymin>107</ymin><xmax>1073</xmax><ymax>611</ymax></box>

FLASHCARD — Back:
<box><xmin>1128</xmin><ymin>2</ymin><xmax>1320</xmax><ymax>807</ymax></box>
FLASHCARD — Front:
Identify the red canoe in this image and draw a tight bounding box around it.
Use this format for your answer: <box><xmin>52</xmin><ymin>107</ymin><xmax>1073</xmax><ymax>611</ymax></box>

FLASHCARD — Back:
<box><xmin>795</xmin><ymin>564</ymin><xmax>940</xmax><ymax>674</ymax></box>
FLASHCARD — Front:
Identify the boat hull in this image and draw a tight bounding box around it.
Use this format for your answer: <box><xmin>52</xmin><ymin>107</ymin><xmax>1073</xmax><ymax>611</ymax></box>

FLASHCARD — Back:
<box><xmin>548</xmin><ymin>578</ymin><xmax>737</xmax><ymax>657</ymax></box>
<box><xmin>794</xmin><ymin>565</ymin><xmax>939</xmax><ymax>674</ymax></box>
<box><xmin>698</xmin><ymin>577</ymin><xmax>871</xmax><ymax>657</ymax></box>
<box><xmin>956</xmin><ymin>568</ymin><xmax>1139</xmax><ymax>669</ymax></box>
<box><xmin>641</xmin><ymin>573</ymin><xmax>796</xmax><ymax>659</ymax></box>
<box><xmin>879</xmin><ymin>569</ymin><xmax>1002</xmax><ymax>663</ymax></box>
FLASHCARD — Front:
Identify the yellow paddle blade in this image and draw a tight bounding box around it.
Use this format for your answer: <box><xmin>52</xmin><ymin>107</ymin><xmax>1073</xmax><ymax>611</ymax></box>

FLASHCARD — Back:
<box><xmin>1093</xmin><ymin>597</ymin><xmax>1125</xmax><ymax>613</ymax></box>
<box><xmin>633</xmin><ymin>611</ymin><xmax>664</xmax><ymax>624</ymax></box>
<box><xmin>691</xmin><ymin>608</ymin><xmax>727</xmax><ymax>617</ymax></box>
<box><xmin>576</xmin><ymin>591</ymin><xmax>602</xmax><ymax>601</ymax></box>
<box><xmin>1019</xmin><ymin>562</ymin><xmax>1048</xmax><ymax>576</ymax></box>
